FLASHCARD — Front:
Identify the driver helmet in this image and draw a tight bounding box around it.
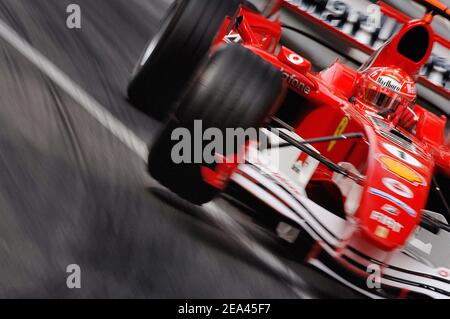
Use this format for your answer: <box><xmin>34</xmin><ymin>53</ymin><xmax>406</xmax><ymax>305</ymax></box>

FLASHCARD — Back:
<box><xmin>357</xmin><ymin>66</ymin><xmax>417</xmax><ymax>118</ymax></box>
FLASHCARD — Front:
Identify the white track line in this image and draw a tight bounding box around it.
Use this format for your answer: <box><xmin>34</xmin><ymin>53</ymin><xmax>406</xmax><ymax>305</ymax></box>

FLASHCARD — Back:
<box><xmin>0</xmin><ymin>17</ymin><xmax>313</xmax><ymax>298</ymax></box>
<box><xmin>0</xmin><ymin>19</ymin><xmax>148</xmax><ymax>161</ymax></box>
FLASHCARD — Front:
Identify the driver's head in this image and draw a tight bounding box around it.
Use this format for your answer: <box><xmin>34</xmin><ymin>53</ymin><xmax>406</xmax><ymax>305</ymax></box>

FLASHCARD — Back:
<box><xmin>357</xmin><ymin>66</ymin><xmax>417</xmax><ymax>117</ymax></box>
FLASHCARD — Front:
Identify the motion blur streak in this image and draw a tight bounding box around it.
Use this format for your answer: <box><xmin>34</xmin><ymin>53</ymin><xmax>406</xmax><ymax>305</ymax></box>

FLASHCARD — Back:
<box><xmin>0</xmin><ymin>18</ymin><xmax>148</xmax><ymax>160</ymax></box>
<box><xmin>0</xmin><ymin>8</ymin><xmax>315</xmax><ymax>298</ymax></box>
<box><xmin>0</xmin><ymin>0</ymin><xmax>359</xmax><ymax>298</ymax></box>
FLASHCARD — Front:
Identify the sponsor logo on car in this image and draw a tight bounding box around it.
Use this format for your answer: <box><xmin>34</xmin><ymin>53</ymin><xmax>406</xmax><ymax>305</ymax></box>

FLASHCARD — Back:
<box><xmin>382</xmin><ymin>143</ymin><xmax>423</xmax><ymax>168</ymax></box>
<box><xmin>375</xmin><ymin>225</ymin><xmax>390</xmax><ymax>239</ymax></box>
<box><xmin>382</xmin><ymin>177</ymin><xmax>414</xmax><ymax>199</ymax></box>
<box><xmin>368</xmin><ymin>187</ymin><xmax>417</xmax><ymax>217</ymax></box>
<box><xmin>370</xmin><ymin>210</ymin><xmax>404</xmax><ymax>233</ymax></box>
<box><xmin>328</xmin><ymin>116</ymin><xmax>349</xmax><ymax>152</ymax></box>
<box><xmin>378</xmin><ymin>155</ymin><xmax>426</xmax><ymax>186</ymax></box>
<box><xmin>381</xmin><ymin>204</ymin><xmax>400</xmax><ymax>216</ymax></box>
<box><xmin>287</xmin><ymin>53</ymin><xmax>304</xmax><ymax>65</ymax></box>
<box><xmin>406</xmin><ymin>83</ymin><xmax>417</xmax><ymax>95</ymax></box>
<box><xmin>280</xmin><ymin>68</ymin><xmax>311</xmax><ymax>95</ymax></box>
<box><xmin>224</xmin><ymin>32</ymin><xmax>242</xmax><ymax>44</ymax></box>
<box><xmin>376</xmin><ymin>75</ymin><xmax>402</xmax><ymax>92</ymax></box>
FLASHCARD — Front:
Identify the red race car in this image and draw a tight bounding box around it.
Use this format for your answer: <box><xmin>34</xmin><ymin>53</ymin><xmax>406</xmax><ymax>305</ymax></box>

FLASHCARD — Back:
<box><xmin>128</xmin><ymin>0</ymin><xmax>450</xmax><ymax>298</ymax></box>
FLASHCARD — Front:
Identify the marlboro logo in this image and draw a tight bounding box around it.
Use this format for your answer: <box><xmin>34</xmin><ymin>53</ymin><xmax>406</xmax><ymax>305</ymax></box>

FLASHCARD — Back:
<box><xmin>376</xmin><ymin>76</ymin><xmax>402</xmax><ymax>92</ymax></box>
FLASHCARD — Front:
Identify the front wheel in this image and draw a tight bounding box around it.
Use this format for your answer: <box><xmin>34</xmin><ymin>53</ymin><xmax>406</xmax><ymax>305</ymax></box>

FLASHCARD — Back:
<box><xmin>127</xmin><ymin>0</ymin><xmax>241</xmax><ymax>120</ymax></box>
<box><xmin>148</xmin><ymin>45</ymin><xmax>286</xmax><ymax>204</ymax></box>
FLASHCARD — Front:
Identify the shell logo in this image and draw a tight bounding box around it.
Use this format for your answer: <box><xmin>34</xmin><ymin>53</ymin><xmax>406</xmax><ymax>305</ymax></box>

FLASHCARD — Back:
<box><xmin>375</xmin><ymin>225</ymin><xmax>389</xmax><ymax>239</ymax></box>
<box><xmin>378</xmin><ymin>156</ymin><xmax>425</xmax><ymax>186</ymax></box>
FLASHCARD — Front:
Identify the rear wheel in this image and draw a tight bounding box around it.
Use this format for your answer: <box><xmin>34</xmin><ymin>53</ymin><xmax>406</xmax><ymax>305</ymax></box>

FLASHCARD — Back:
<box><xmin>148</xmin><ymin>45</ymin><xmax>286</xmax><ymax>204</ymax></box>
<box><xmin>127</xmin><ymin>0</ymin><xmax>241</xmax><ymax>119</ymax></box>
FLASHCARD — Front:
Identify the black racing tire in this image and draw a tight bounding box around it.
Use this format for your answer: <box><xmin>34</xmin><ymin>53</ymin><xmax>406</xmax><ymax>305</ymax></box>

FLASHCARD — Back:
<box><xmin>127</xmin><ymin>0</ymin><xmax>241</xmax><ymax>120</ymax></box>
<box><xmin>147</xmin><ymin>120</ymin><xmax>219</xmax><ymax>205</ymax></box>
<box><xmin>148</xmin><ymin>44</ymin><xmax>286</xmax><ymax>205</ymax></box>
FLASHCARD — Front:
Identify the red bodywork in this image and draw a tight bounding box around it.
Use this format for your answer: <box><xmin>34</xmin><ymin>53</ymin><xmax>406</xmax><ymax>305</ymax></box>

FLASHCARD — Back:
<box><xmin>205</xmin><ymin>2</ymin><xmax>450</xmax><ymax>251</ymax></box>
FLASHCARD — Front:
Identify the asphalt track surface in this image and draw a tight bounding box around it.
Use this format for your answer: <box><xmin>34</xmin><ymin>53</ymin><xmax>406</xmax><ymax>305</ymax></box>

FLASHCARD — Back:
<box><xmin>0</xmin><ymin>0</ymin><xmax>362</xmax><ymax>298</ymax></box>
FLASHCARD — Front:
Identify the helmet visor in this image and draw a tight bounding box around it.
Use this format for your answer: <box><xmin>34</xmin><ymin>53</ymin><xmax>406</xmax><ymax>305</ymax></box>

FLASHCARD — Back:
<box><xmin>361</xmin><ymin>79</ymin><xmax>414</xmax><ymax>116</ymax></box>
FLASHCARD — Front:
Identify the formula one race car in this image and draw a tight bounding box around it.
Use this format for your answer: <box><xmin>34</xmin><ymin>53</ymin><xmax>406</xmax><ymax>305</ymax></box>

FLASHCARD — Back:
<box><xmin>128</xmin><ymin>0</ymin><xmax>450</xmax><ymax>298</ymax></box>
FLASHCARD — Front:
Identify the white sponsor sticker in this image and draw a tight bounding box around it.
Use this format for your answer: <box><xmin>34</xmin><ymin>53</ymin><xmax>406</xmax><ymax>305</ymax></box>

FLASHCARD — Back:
<box><xmin>382</xmin><ymin>177</ymin><xmax>414</xmax><ymax>198</ymax></box>
<box><xmin>376</xmin><ymin>75</ymin><xmax>402</xmax><ymax>92</ymax></box>
<box><xmin>287</xmin><ymin>53</ymin><xmax>304</xmax><ymax>65</ymax></box>
<box><xmin>381</xmin><ymin>204</ymin><xmax>399</xmax><ymax>216</ymax></box>
<box><xmin>383</xmin><ymin>143</ymin><xmax>423</xmax><ymax>168</ymax></box>
<box><xmin>370</xmin><ymin>211</ymin><xmax>404</xmax><ymax>232</ymax></box>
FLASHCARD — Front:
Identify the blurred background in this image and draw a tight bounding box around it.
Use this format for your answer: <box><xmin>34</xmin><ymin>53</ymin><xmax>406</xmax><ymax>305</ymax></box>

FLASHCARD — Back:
<box><xmin>0</xmin><ymin>0</ymin><xmax>447</xmax><ymax>298</ymax></box>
